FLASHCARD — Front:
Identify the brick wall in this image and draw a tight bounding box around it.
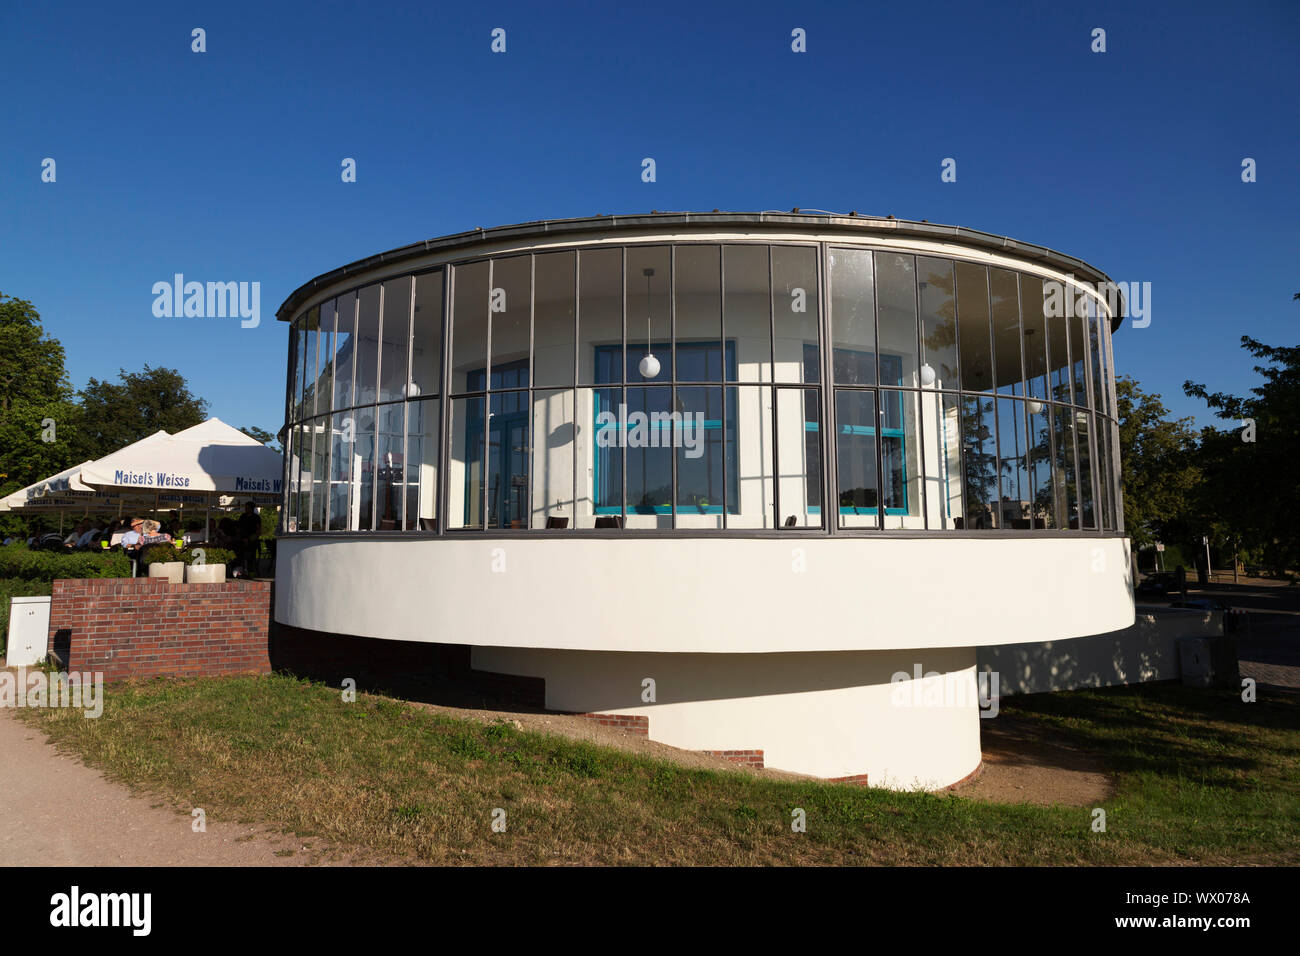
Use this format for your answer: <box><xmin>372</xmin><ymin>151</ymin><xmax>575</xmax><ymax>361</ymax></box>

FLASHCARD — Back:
<box><xmin>572</xmin><ymin>713</ymin><xmax>650</xmax><ymax>736</ymax></box>
<box><xmin>702</xmin><ymin>749</ymin><xmax>765</xmax><ymax>768</ymax></box>
<box><xmin>47</xmin><ymin>577</ymin><xmax>271</xmax><ymax>682</ymax></box>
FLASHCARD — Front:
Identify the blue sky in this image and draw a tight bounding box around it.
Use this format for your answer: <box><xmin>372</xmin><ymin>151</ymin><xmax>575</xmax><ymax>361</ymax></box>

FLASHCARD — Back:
<box><xmin>2</xmin><ymin>0</ymin><xmax>1296</xmax><ymax>437</ymax></box>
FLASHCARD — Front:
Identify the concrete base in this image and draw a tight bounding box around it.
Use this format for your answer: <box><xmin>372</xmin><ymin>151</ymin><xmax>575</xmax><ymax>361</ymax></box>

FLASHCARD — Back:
<box><xmin>471</xmin><ymin>645</ymin><xmax>983</xmax><ymax>790</ymax></box>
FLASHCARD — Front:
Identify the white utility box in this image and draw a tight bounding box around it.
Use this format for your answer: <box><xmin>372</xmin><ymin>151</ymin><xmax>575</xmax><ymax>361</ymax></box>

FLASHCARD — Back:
<box><xmin>6</xmin><ymin>595</ymin><xmax>52</xmax><ymax>667</ymax></box>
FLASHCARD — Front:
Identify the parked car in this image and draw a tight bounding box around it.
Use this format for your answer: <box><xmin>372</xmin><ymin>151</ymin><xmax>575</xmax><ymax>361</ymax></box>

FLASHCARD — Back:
<box><xmin>1136</xmin><ymin>571</ymin><xmax>1179</xmax><ymax>597</ymax></box>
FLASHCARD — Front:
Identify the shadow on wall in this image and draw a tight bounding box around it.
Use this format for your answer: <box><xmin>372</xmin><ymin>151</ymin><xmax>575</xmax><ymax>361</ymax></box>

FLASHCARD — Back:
<box><xmin>977</xmin><ymin>606</ymin><xmax>1223</xmax><ymax>696</ymax></box>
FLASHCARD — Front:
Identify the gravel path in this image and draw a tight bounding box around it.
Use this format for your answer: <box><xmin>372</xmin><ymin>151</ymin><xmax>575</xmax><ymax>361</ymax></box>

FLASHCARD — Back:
<box><xmin>0</xmin><ymin>707</ymin><xmax>395</xmax><ymax>866</ymax></box>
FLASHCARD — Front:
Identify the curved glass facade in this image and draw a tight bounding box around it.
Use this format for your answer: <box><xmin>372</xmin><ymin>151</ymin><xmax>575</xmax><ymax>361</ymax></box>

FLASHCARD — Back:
<box><xmin>282</xmin><ymin>240</ymin><xmax>1121</xmax><ymax>534</ymax></box>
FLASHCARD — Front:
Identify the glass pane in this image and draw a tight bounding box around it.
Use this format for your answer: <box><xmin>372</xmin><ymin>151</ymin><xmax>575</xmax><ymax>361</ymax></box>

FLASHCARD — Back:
<box><xmin>410</xmin><ymin>270</ymin><xmax>444</xmax><ymax>398</ymax></box>
<box><xmin>309</xmin><ymin>417</ymin><xmax>328</xmax><ymax>532</ymax></box>
<box><xmin>829</xmin><ymin>248</ymin><xmax>876</xmax><ymax>385</ymax></box>
<box><xmin>1071</xmin><ymin>306</ymin><xmax>1090</xmax><ymax>407</ymax></box>
<box><xmin>287</xmin><ymin>323</ymin><xmax>301</xmax><ymax>425</ymax></box>
<box><xmin>331</xmin><ymin>291</ymin><xmax>356</xmax><ymax>411</ymax></box>
<box><xmin>624</xmin><ymin>385</ymin><xmax>672</xmax><ymax>528</ymax></box>
<box><xmin>1054</xmin><ymin>404</ymin><xmax>1079</xmax><ymax>528</ymax></box>
<box><xmin>533</xmin><ymin>251</ymin><xmax>575</xmax><ymax>387</ymax></box>
<box><xmin>772</xmin><ymin>246</ymin><xmax>819</xmax><ymax>383</ymax></box>
<box><xmin>725</xmin><ymin>385</ymin><xmax>774</xmax><ymax>528</ymax></box>
<box><xmin>1089</xmin><ymin>300</ymin><xmax>1108</xmax><ymax>417</ymax></box>
<box><xmin>1096</xmin><ymin>412</ymin><xmax>1112</xmax><ymax>530</ymax></box>
<box><xmin>1019</xmin><ymin>274</ymin><xmax>1050</xmax><ymax>403</ymax></box>
<box><xmin>448</xmin><ymin>396</ymin><xmax>485</xmax><ymax>529</ymax></box>
<box><xmin>354</xmin><ymin>284</ymin><xmax>381</xmax><ymax>408</ymax></box>
<box><xmin>991</xmin><ymin>269</ymin><xmax>1021</xmax><ymax>396</ymax></box>
<box><xmin>300</xmin><ymin>306</ymin><xmax>321</xmax><ymax>419</ymax></box>
<box><xmin>378</xmin><ymin>277</ymin><xmax>411</xmax><ymax>405</ymax></box>
<box><xmin>1075</xmin><ymin>410</ymin><xmax>1096</xmax><ymax>529</ymax></box>
<box><xmin>311</xmin><ymin>301</ymin><xmax>333</xmax><ymax>417</ymax></box>
<box><xmin>918</xmin><ymin>256</ymin><xmax>957</xmax><ymax>390</ymax></box>
<box><xmin>585</xmin><ymin>386</ymin><xmax>624</xmax><ymax>526</ymax></box>
<box><xmin>776</xmin><ymin>387</ymin><xmax>820</xmax><ymax>527</ymax></box>
<box><xmin>405</xmin><ymin>397</ymin><xmax>439</xmax><ymax>531</ymax></box>
<box><xmin>578</xmin><ymin>248</ymin><xmax>623</xmax><ymax>385</ymax></box>
<box><xmin>451</xmin><ymin>260</ymin><xmax>489</xmax><ymax>394</ymax></box>
<box><xmin>1043</xmin><ymin>281</ymin><xmax>1069</xmax><ymax>404</ymax></box>
<box><xmin>875</xmin><ymin>252</ymin><xmax>918</xmax><ymax>388</ymax></box>
<box><xmin>626</xmin><ymin>247</ymin><xmax>671</xmax><ymax>384</ymax></box>
<box><xmin>487</xmin><ymin>389</ymin><xmax>530</xmax><ymax>529</ymax></box>
<box><xmin>923</xmin><ymin>390</ymin><xmax>964</xmax><ymax>530</ymax></box>
<box><xmin>328</xmin><ymin>411</ymin><xmax>353</xmax><ymax>530</ymax></box>
<box><xmin>879</xmin><ymin>388</ymin><xmax>922</xmax><ymax>529</ymax></box>
<box><xmin>961</xmin><ymin>394</ymin><xmax>998</xmax><ymax>529</ymax></box>
<box><xmin>834</xmin><ymin>388</ymin><xmax>880</xmax><ymax>528</ymax></box>
<box><xmin>375</xmin><ymin>401</ymin><xmax>405</xmax><ymax>530</ymax></box>
<box><xmin>724</xmin><ymin>245</ymin><xmax>770</xmax><ymax>383</ymax></box>
<box><xmin>675</xmin><ymin>385</ymin><xmax>725</xmax><ymax>529</ymax></box>
<box><xmin>674</xmin><ymin>246</ymin><xmax>721</xmax><ymax>382</ymax></box>
<box><xmin>956</xmin><ymin>262</ymin><xmax>992</xmax><ymax>392</ymax></box>
<box><xmin>1026</xmin><ymin>399</ymin><xmax>1057</xmax><ymax>528</ymax></box>
<box><xmin>996</xmin><ymin>398</ymin><xmax>1031</xmax><ymax>529</ymax></box>
<box><xmin>352</xmin><ymin>406</ymin><xmax>376</xmax><ymax>531</ymax></box>
<box><xmin>491</xmin><ymin>255</ymin><xmax>531</xmax><ymax>381</ymax></box>
<box><xmin>531</xmin><ymin>389</ymin><xmax>575</xmax><ymax>528</ymax></box>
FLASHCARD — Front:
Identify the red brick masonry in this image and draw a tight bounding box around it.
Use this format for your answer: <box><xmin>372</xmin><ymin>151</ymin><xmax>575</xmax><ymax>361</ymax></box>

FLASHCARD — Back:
<box><xmin>47</xmin><ymin>577</ymin><xmax>271</xmax><ymax>682</ymax></box>
<box><xmin>573</xmin><ymin>713</ymin><xmax>649</xmax><ymax>736</ymax></box>
<box><xmin>702</xmin><ymin>749</ymin><xmax>765</xmax><ymax>768</ymax></box>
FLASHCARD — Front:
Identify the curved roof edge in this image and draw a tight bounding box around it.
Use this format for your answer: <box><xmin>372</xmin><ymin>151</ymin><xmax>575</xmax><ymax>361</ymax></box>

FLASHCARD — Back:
<box><xmin>276</xmin><ymin>211</ymin><xmax>1126</xmax><ymax>330</ymax></box>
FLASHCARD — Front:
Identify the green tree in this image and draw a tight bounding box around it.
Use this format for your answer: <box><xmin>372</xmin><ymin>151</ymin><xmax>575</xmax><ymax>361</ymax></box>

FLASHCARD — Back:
<box><xmin>238</xmin><ymin>425</ymin><xmax>279</xmax><ymax>452</ymax></box>
<box><xmin>1114</xmin><ymin>375</ymin><xmax>1199</xmax><ymax>550</ymax></box>
<box><xmin>1184</xmin><ymin>332</ymin><xmax>1300</xmax><ymax>575</ymax></box>
<box><xmin>73</xmin><ymin>366</ymin><xmax>209</xmax><ymax>461</ymax></box>
<box><xmin>0</xmin><ymin>294</ymin><xmax>80</xmax><ymax>507</ymax></box>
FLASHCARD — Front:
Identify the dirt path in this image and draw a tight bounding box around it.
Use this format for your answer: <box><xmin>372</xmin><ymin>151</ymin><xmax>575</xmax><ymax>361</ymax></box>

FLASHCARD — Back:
<box><xmin>954</xmin><ymin>715</ymin><xmax>1113</xmax><ymax>806</ymax></box>
<box><xmin>0</xmin><ymin>707</ymin><xmax>398</xmax><ymax>866</ymax></box>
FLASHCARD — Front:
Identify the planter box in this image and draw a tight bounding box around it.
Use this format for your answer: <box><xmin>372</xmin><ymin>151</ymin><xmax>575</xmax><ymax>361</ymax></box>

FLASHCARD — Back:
<box><xmin>147</xmin><ymin>561</ymin><xmax>185</xmax><ymax>584</ymax></box>
<box><xmin>186</xmin><ymin>563</ymin><xmax>227</xmax><ymax>584</ymax></box>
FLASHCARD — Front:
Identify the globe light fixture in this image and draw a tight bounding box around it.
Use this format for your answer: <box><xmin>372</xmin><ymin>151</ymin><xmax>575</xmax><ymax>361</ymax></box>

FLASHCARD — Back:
<box><xmin>920</xmin><ymin>363</ymin><xmax>936</xmax><ymax>387</ymax></box>
<box><xmin>638</xmin><ymin>353</ymin><xmax>661</xmax><ymax>379</ymax></box>
<box><xmin>640</xmin><ymin>267</ymin><xmax>659</xmax><ymax>379</ymax></box>
<box><xmin>1026</xmin><ymin>399</ymin><xmax>1044</xmax><ymax>415</ymax></box>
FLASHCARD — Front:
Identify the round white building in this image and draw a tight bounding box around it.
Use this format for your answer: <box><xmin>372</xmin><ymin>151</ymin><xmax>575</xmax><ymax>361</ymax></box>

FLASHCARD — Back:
<box><xmin>275</xmin><ymin>212</ymin><xmax>1133</xmax><ymax>790</ymax></box>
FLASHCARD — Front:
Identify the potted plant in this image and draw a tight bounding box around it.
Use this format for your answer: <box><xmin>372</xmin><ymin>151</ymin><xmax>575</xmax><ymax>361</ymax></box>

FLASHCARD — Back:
<box><xmin>142</xmin><ymin>543</ymin><xmax>185</xmax><ymax>584</ymax></box>
<box><xmin>184</xmin><ymin>546</ymin><xmax>235</xmax><ymax>584</ymax></box>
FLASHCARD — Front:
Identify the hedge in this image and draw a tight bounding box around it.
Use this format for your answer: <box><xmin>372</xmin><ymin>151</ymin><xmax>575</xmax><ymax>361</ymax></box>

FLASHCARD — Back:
<box><xmin>0</xmin><ymin>544</ymin><xmax>131</xmax><ymax>582</ymax></box>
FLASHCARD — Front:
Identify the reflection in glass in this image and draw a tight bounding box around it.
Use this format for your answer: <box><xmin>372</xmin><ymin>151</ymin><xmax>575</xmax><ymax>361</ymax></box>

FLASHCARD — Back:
<box><xmin>375</xmin><ymin>402</ymin><xmax>405</xmax><ymax>530</ymax></box>
<box><xmin>918</xmin><ymin>257</ymin><xmax>957</xmax><ymax>389</ymax></box>
<box><xmin>354</xmin><ymin>284</ymin><xmax>381</xmax><ymax>408</ymax></box>
<box><xmin>1020</xmin><ymin>274</ymin><xmax>1049</xmax><ymax>402</ymax></box>
<box><xmin>405</xmin><ymin>398</ymin><xmax>439</xmax><ymax>531</ymax></box>
<box><xmin>991</xmin><ymin>269</ymin><xmax>1021</xmax><ymax>396</ymax></box>
<box><xmin>961</xmin><ymin>394</ymin><xmax>998</xmax><ymax>529</ymax></box>
<box><xmin>996</xmin><ymin>398</ymin><xmax>1031</xmax><ymax>528</ymax></box>
<box><xmin>1025</xmin><ymin>401</ymin><xmax>1057</xmax><ymax>528</ymax></box>
<box><xmin>1053</xmin><ymin>404</ymin><xmax>1079</xmax><ymax>528</ymax></box>
<box><xmin>487</xmin><ymin>388</ymin><xmax>529</xmax><ymax>529</ymax></box>
<box><xmin>379</xmin><ymin>277</ymin><xmax>411</xmax><ymax>405</ymax></box>
<box><xmin>332</xmin><ymin>292</ymin><xmax>355</xmax><ymax>412</ymax></box>
<box><xmin>1075</xmin><ymin>410</ymin><xmax>1096</xmax><ymax>529</ymax></box>
<box><xmin>923</xmin><ymin>390</ymin><xmax>964</xmax><ymax>530</ymax></box>
<box><xmin>829</xmin><ymin>248</ymin><xmax>876</xmax><ymax>385</ymax></box>
<box><xmin>955</xmin><ymin>262</ymin><xmax>992</xmax><ymax>392</ymax></box>
<box><xmin>588</xmin><ymin>386</ymin><xmax>624</xmax><ymax>525</ymax></box>
<box><xmin>879</xmin><ymin>388</ymin><xmax>921</xmax><ymax>529</ymax></box>
<box><xmin>876</xmin><ymin>253</ymin><xmax>917</xmax><ymax>387</ymax></box>
<box><xmin>451</xmin><ymin>260</ymin><xmax>489</xmax><ymax>393</ymax></box>
<box><xmin>1071</xmin><ymin>309</ymin><xmax>1089</xmax><ymax>407</ymax></box>
<box><xmin>772</xmin><ymin>247</ymin><xmax>819</xmax><ymax>383</ymax></box>
<box><xmin>624</xmin><ymin>385</ymin><xmax>673</xmax><ymax>527</ymax></box>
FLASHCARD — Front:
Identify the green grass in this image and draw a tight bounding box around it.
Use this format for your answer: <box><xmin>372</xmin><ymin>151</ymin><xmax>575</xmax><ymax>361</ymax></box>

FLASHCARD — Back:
<box><xmin>15</xmin><ymin>674</ymin><xmax>1299</xmax><ymax>865</ymax></box>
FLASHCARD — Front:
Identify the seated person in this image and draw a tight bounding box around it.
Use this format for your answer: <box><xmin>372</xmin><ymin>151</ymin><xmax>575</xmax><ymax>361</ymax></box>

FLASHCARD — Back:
<box><xmin>63</xmin><ymin>520</ymin><xmax>89</xmax><ymax>549</ymax></box>
<box><xmin>138</xmin><ymin>519</ymin><xmax>173</xmax><ymax>546</ymax></box>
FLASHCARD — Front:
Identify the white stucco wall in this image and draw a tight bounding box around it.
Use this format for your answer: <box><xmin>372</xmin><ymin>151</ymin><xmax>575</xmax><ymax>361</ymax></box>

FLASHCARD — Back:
<box><xmin>977</xmin><ymin>604</ymin><xmax>1222</xmax><ymax>695</ymax></box>
<box><xmin>471</xmin><ymin>644</ymin><xmax>982</xmax><ymax>787</ymax></box>
<box><xmin>275</xmin><ymin>534</ymin><xmax>1134</xmax><ymax>654</ymax></box>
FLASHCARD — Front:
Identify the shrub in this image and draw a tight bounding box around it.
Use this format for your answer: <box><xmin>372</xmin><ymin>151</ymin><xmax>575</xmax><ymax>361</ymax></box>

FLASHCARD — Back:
<box><xmin>140</xmin><ymin>543</ymin><xmax>185</xmax><ymax>566</ymax></box>
<box><xmin>0</xmin><ymin>544</ymin><xmax>130</xmax><ymax>582</ymax></box>
<box><xmin>185</xmin><ymin>546</ymin><xmax>235</xmax><ymax>567</ymax></box>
